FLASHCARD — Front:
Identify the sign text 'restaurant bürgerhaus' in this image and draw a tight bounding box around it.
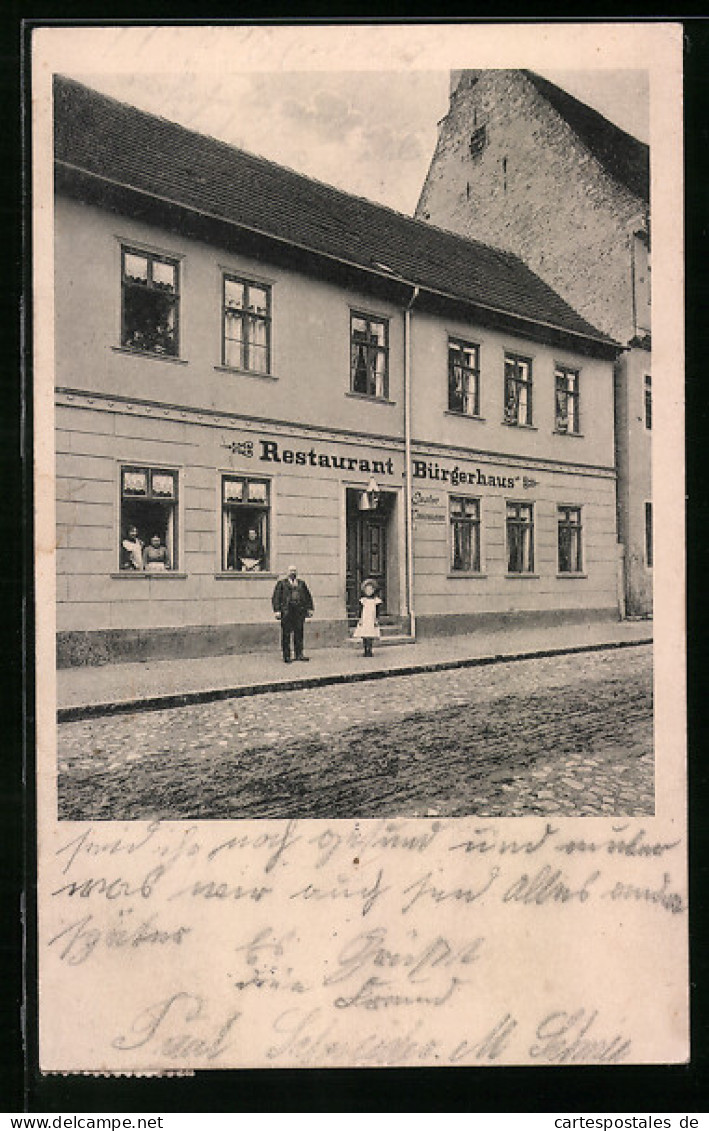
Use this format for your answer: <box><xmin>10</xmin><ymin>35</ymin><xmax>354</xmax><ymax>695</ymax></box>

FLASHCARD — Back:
<box><xmin>220</xmin><ymin>437</ymin><xmax>537</xmax><ymax>490</ymax></box>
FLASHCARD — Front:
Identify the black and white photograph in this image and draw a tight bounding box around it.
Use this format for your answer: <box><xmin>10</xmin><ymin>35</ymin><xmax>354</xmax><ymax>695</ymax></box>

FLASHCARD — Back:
<box><xmin>34</xmin><ymin>22</ymin><xmax>687</xmax><ymax>1074</ymax></box>
<box><xmin>53</xmin><ymin>53</ymin><xmax>654</xmax><ymax>822</ymax></box>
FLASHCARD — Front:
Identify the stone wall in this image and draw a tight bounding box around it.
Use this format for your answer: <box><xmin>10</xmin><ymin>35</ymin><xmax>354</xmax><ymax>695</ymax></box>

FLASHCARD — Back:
<box><xmin>416</xmin><ymin>70</ymin><xmax>644</xmax><ymax>345</ymax></box>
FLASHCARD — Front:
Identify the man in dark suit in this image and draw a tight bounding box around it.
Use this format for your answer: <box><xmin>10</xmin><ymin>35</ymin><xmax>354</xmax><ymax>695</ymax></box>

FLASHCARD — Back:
<box><xmin>272</xmin><ymin>564</ymin><xmax>314</xmax><ymax>663</ymax></box>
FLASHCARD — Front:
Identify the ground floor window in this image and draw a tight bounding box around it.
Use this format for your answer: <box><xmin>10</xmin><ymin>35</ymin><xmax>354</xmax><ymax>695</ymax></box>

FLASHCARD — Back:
<box><xmin>450</xmin><ymin>495</ymin><xmax>481</xmax><ymax>572</ymax></box>
<box><xmin>645</xmin><ymin>501</ymin><xmax>653</xmax><ymax>567</ymax></box>
<box><xmin>120</xmin><ymin>466</ymin><xmax>178</xmax><ymax>570</ymax></box>
<box><xmin>506</xmin><ymin>501</ymin><xmax>534</xmax><ymax>573</ymax></box>
<box><xmin>222</xmin><ymin>476</ymin><xmax>270</xmax><ymax>571</ymax></box>
<box><xmin>558</xmin><ymin>505</ymin><xmax>583</xmax><ymax>572</ymax></box>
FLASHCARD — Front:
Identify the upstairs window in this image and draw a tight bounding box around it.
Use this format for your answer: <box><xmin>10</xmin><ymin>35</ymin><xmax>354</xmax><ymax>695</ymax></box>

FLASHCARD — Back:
<box><xmin>506</xmin><ymin>502</ymin><xmax>534</xmax><ymax>574</ymax></box>
<box><xmin>121</xmin><ymin>248</ymin><xmax>179</xmax><ymax>356</ymax></box>
<box><xmin>644</xmin><ymin>375</ymin><xmax>652</xmax><ymax>430</ymax></box>
<box><xmin>504</xmin><ymin>354</ymin><xmax>533</xmax><ymax>426</ymax></box>
<box><xmin>120</xmin><ymin>466</ymin><xmax>178</xmax><ymax>571</ymax></box>
<box><xmin>222</xmin><ymin>476</ymin><xmax>271</xmax><ymax>572</ymax></box>
<box><xmin>555</xmin><ymin>366</ymin><xmax>580</xmax><ymax>433</ymax></box>
<box><xmin>350</xmin><ymin>313</ymin><xmax>389</xmax><ymax>399</ymax></box>
<box><xmin>223</xmin><ymin>276</ymin><xmax>271</xmax><ymax>374</ymax></box>
<box><xmin>450</xmin><ymin>496</ymin><xmax>481</xmax><ymax>573</ymax></box>
<box><xmin>448</xmin><ymin>339</ymin><xmax>480</xmax><ymax>417</ymax></box>
<box><xmin>558</xmin><ymin>506</ymin><xmax>583</xmax><ymax>573</ymax></box>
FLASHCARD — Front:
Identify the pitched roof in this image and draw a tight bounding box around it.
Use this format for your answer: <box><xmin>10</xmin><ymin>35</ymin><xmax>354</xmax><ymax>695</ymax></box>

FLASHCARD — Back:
<box><xmin>53</xmin><ymin>75</ymin><xmax>615</xmax><ymax>348</ymax></box>
<box><xmin>522</xmin><ymin>70</ymin><xmax>649</xmax><ymax>203</ymax></box>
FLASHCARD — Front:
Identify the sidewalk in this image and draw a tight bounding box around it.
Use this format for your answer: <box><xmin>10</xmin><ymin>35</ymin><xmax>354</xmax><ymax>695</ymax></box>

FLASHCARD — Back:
<box><xmin>57</xmin><ymin>618</ymin><xmax>653</xmax><ymax>721</ymax></box>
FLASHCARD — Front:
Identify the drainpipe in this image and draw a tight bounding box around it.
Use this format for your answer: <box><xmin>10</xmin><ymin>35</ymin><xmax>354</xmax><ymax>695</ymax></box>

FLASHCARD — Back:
<box><xmin>404</xmin><ymin>285</ymin><xmax>420</xmax><ymax>638</ymax></box>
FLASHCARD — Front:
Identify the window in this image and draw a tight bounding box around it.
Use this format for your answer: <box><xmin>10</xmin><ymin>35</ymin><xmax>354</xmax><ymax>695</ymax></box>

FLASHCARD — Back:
<box><xmin>448</xmin><ymin>339</ymin><xmax>480</xmax><ymax>416</ymax></box>
<box><xmin>558</xmin><ymin>506</ymin><xmax>583</xmax><ymax>573</ymax></box>
<box><xmin>223</xmin><ymin>276</ymin><xmax>271</xmax><ymax>374</ymax></box>
<box><xmin>645</xmin><ymin>502</ymin><xmax>653</xmax><ymax>567</ymax></box>
<box><xmin>504</xmin><ymin>354</ymin><xmax>533</xmax><ymax>426</ymax></box>
<box><xmin>222</xmin><ymin>476</ymin><xmax>271</xmax><ymax>572</ymax></box>
<box><xmin>644</xmin><ymin>375</ymin><xmax>652</xmax><ymax>430</ymax></box>
<box><xmin>121</xmin><ymin>247</ymin><xmax>179</xmax><ymax>356</ymax></box>
<box><xmin>555</xmin><ymin>366</ymin><xmax>580</xmax><ymax>433</ymax></box>
<box><xmin>120</xmin><ymin>466</ymin><xmax>178</xmax><ymax>570</ymax></box>
<box><xmin>450</xmin><ymin>496</ymin><xmax>481</xmax><ymax>572</ymax></box>
<box><xmin>506</xmin><ymin>502</ymin><xmax>534</xmax><ymax>573</ymax></box>
<box><xmin>469</xmin><ymin>124</ymin><xmax>487</xmax><ymax>158</ymax></box>
<box><xmin>350</xmin><ymin>313</ymin><xmax>389</xmax><ymax>399</ymax></box>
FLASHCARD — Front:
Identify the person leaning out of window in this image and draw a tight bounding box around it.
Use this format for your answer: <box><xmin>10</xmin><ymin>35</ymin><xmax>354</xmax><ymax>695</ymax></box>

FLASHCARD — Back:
<box><xmin>143</xmin><ymin>533</ymin><xmax>171</xmax><ymax>571</ymax></box>
<box><xmin>121</xmin><ymin>526</ymin><xmax>144</xmax><ymax>570</ymax></box>
<box><xmin>236</xmin><ymin>526</ymin><xmax>266</xmax><ymax>572</ymax></box>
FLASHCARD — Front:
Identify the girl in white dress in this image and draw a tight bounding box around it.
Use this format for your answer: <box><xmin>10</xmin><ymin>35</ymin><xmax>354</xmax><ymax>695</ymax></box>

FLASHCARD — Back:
<box><xmin>353</xmin><ymin>578</ymin><xmax>382</xmax><ymax>656</ymax></box>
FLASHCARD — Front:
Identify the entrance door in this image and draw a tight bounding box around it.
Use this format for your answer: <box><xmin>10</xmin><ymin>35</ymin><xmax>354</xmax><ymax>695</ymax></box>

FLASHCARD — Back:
<box><xmin>346</xmin><ymin>499</ymin><xmax>388</xmax><ymax>618</ymax></box>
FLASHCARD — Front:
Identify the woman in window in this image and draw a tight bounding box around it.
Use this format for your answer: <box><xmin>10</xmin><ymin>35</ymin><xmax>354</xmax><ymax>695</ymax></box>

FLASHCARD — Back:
<box><xmin>237</xmin><ymin>526</ymin><xmax>266</xmax><ymax>572</ymax></box>
<box><xmin>121</xmin><ymin>525</ymin><xmax>144</xmax><ymax>570</ymax></box>
<box><xmin>143</xmin><ymin>533</ymin><xmax>171</xmax><ymax>571</ymax></box>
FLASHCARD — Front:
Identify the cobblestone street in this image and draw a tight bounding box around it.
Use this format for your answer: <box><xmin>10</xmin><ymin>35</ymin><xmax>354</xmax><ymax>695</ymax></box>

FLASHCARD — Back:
<box><xmin>57</xmin><ymin>644</ymin><xmax>653</xmax><ymax>821</ymax></box>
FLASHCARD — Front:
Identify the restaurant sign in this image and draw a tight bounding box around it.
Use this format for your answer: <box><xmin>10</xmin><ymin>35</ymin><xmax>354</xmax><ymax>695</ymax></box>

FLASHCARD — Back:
<box><xmin>221</xmin><ymin>436</ymin><xmax>537</xmax><ymax>489</ymax></box>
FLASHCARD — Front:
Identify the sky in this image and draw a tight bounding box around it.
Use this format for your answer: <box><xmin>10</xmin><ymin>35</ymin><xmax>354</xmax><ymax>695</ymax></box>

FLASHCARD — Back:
<box><xmin>59</xmin><ymin>31</ymin><xmax>650</xmax><ymax>216</ymax></box>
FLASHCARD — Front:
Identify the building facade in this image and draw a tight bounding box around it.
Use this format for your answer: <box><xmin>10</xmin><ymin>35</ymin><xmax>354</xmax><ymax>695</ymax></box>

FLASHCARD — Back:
<box><xmin>54</xmin><ymin>76</ymin><xmax>622</xmax><ymax>666</ymax></box>
<box><xmin>416</xmin><ymin>69</ymin><xmax>652</xmax><ymax>616</ymax></box>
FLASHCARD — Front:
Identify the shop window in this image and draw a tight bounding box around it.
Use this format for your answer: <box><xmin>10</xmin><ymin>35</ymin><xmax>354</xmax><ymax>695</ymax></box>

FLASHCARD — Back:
<box><xmin>558</xmin><ymin>506</ymin><xmax>583</xmax><ymax>573</ymax></box>
<box><xmin>120</xmin><ymin>466</ymin><xmax>178</xmax><ymax>570</ymax></box>
<box><xmin>350</xmin><ymin>312</ymin><xmax>389</xmax><ymax>399</ymax></box>
<box><xmin>223</xmin><ymin>275</ymin><xmax>271</xmax><ymax>373</ymax></box>
<box><xmin>555</xmin><ymin>366</ymin><xmax>580</xmax><ymax>433</ymax></box>
<box><xmin>644</xmin><ymin>375</ymin><xmax>652</xmax><ymax>430</ymax></box>
<box><xmin>506</xmin><ymin>501</ymin><xmax>534</xmax><ymax>573</ymax></box>
<box><xmin>222</xmin><ymin>476</ymin><xmax>270</xmax><ymax>571</ymax></box>
<box><xmin>121</xmin><ymin>247</ymin><xmax>179</xmax><ymax>356</ymax></box>
<box><xmin>450</xmin><ymin>496</ymin><xmax>481</xmax><ymax>572</ymax></box>
<box><xmin>645</xmin><ymin>501</ymin><xmax>653</xmax><ymax>567</ymax></box>
<box><xmin>504</xmin><ymin>354</ymin><xmax>533</xmax><ymax>426</ymax></box>
<box><xmin>448</xmin><ymin>339</ymin><xmax>480</xmax><ymax>417</ymax></box>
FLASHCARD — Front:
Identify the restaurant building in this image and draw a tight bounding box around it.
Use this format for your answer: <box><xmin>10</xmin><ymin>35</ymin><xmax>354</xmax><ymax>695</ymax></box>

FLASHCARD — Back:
<box><xmin>54</xmin><ymin>76</ymin><xmax>622</xmax><ymax>665</ymax></box>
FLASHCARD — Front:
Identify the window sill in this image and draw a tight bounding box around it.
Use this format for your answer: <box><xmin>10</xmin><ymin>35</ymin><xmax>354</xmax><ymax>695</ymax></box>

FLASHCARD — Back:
<box><xmin>556</xmin><ymin>572</ymin><xmax>588</xmax><ymax>579</ymax></box>
<box><xmin>553</xmin><ymin>429</ymin><xmax>585</xmax><ymax>438</ymax></box>
<box><xmin>110</xmin><ymin>571</ymin><xmax>187</xmax><ymax>579</ymax></box>
<box><xmin>214</xmin><ymin>365</ymin><xmax>278</xmax><ymax>381</ymax></box>
<box><xmin>505</xmin><ymin>572</ymin><xmax>540</xmax><ymax>579</ymax></box>
<box><xmin>501</xmin><ymin>420</ymin><xmax>537</xmax><ymax>430</ymax></box>
<box><xmin>214</xmin><ymin>571</ymin><xmax>277</xmax><ymax>580</ymax></box>
<box><xmin>445</xmin><ymin>411</ymin><xmax>486</xmax><ymax>423</ymax></box>
<box><xmin>345</xmin><ymin>391</ymin><xmax>397</xmax><ymax>406</ymax></box>
<box><xmin>112</xmin><ymin>346</ymin><xmax>187</xmax><ymax>365</ymax></box>
<box><xmin>447</xmin><ymin>572</ymin><xmax>488</xmax><ymax>580</ymax></box>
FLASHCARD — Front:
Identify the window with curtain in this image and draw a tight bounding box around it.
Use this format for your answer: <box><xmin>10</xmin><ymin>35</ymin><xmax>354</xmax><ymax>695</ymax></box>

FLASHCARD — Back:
<box><xmin>506</xmin><ymin>501</ymin><xmax>534</xmax><ymax>573</ymax></box>
<box><xmin>223</xmin><ymin>276</ymin><xmax>271</xmax><ymax>374</ymax></box>
<box><xmin>350</xmin><ymin>312</ymin><xmax>389</xmax><ymax>399</ymax></box>
<box><xmin>119</xmin><ymin>466</ymin><xmax>178</xmax><ymax>570</ymax></box>
<box><xmin>448</xmin><ymin>339</ymin><xmax>480</xmax><ymax>417</ymax></box>
<box><xmin>504</xmin><ymin>353</ymin><xmax>533</xmax><ymax>426</ymax></box>
<box><xmin>555</xmin><ymin>366</ymin><xmax>580</xmax><ymax>433</ymax></box>
<box><xmin>222</xmin><ymin>476</ymin><xmax>271</xmax><ymax>572</ymax></box>
<box><xmin>450</xmin><ymin>496</ymin><xmax>481</xmax><ymax>572</ymax></box>
<box><xmin>558</xmin><ymin>506</ymin><xmax>583</xmax><ymax>573</ymax></box>
<box><xmin>121</xmin><ymin>247</ymin><xmax>179</xmax><ymax>356</ymax></box>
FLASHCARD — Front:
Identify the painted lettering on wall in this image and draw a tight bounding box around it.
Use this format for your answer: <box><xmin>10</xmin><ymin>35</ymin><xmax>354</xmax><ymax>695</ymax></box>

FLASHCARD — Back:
<box><xmin>412</xmin><ymin>460</ymin><xmax>518</xmax><ymax>489</ymax></box>
<box><xmin>259</xmin><ymin>440</ymin><xmax>395</xmax><ymax>477</ymax></box>
<box><xmin>222</xmin><ymin>436</ymin><xmax>532</xmax><ymax>490</ymax></box>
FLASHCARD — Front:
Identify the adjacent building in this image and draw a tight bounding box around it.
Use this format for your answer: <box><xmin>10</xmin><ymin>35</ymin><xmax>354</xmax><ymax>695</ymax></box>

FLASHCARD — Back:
<box><xmin>54</xmin><ymin>76</ymin><xmax>622</xmax><ymax>666</ymax></box>
<box><xmin>416</xmin><ymin>69</ymin><xmax>652</xmax><ymax>615</ymax></box>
